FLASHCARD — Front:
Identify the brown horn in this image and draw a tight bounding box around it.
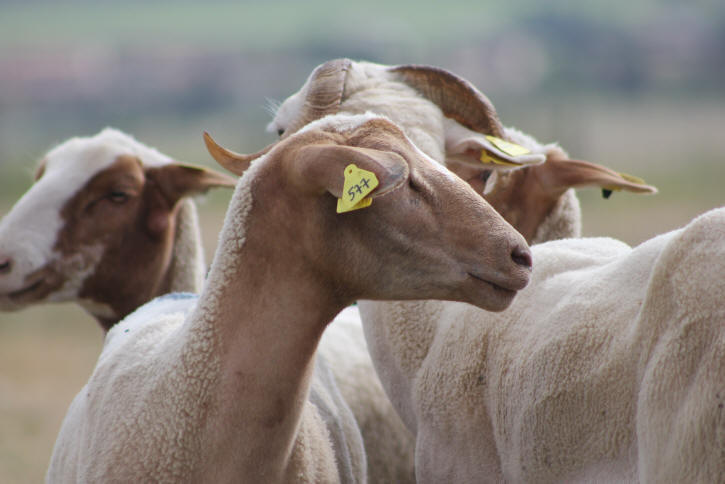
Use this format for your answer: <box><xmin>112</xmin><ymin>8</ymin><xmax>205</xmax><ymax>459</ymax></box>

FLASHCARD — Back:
<box><xmin>203</xmin><ymin>131</ymin><xmax>275</xmax><ymax>176</ymax></box>
<box><xmin>389</xmin><ymin>64</ymin><xmax>504</xmax><ymax>137</ymax></box>
<box><xmin>283</xmin><ymin>58</ymin><xmax>352</xmax><ymax>136</ymax></box>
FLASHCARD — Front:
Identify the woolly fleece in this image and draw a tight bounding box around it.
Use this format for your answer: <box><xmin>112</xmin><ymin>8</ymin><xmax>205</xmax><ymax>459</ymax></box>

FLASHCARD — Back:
<box><xmin>376</xmin><ymin>207</ymin><xmax>725</xmax><ymax>483</ymax></box>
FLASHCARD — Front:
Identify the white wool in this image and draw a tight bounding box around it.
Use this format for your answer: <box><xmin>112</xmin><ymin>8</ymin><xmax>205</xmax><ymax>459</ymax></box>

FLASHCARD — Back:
<box><xmin>362</xmin><ymin>207</ymin><xmax>725</xmax><ymax>482</ymax></box>
<box><xmin>319</xmin><ymin>308</ymin><xmax>416</xmax><ymax>483</ymax></box>
<box><xmin>297</xmin><ymin>111</ymin><xmax>392</xmax><ymax>136</ymax></box>
<box><xmin>48</xmin><ymin>293</ymin><xmax>208</xmax><ymax>481</ymax></box>
<box><xmin>531</xmin><ymin>188</ymin><xmax>582</xmax><ymax>243</ymax></box>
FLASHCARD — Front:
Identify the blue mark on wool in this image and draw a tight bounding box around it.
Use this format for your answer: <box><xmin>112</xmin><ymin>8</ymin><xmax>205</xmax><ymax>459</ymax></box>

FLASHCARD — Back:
<box><xmin>155</xmin><ymin>292</ymin><xmax>199</xmax><ymax>302</ymax></box>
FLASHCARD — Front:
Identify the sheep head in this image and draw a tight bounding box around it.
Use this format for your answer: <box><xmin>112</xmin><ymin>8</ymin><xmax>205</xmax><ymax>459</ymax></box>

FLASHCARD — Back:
<box><xmin>0</xmin><ymin>128</ymin><xmax>235</xmax><ymax>328</ymax></box>
<box><xmin>206</xmin><ymin>114</ymin><xmax>532</xmax><ymax>311</ymax></box>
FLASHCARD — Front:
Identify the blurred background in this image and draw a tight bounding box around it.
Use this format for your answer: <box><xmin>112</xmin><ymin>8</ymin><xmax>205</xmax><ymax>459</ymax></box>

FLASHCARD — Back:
<box><xmin>0</xmin><ymin>1</ymin><xmax>723</xmax><ymax>481</ymax></box>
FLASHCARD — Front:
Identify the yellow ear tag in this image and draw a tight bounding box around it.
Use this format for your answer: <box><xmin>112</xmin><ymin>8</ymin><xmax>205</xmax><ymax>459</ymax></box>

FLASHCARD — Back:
<box><xmin>484</xmin><ymin>135</ymin><xmax>531</xmax><ymax>157</ymax></box>
<box><xmin>602</xmin><ymin>172</ymin><xmax>649</xmax><ymax>194</ymax></box>
<box><xmin>336</xmin><ymin>164</ymin><xmax>379</xmax><ymax>213</ymax></box>
<box><xmin>480</xmin><ymin>151</ymin><xmax>521</xmax><ymax>167</ymax></box>
<box><xmin>618</xmin><ymin>171</ymin><xmax>647</xmax><ymax>185</ymax></box>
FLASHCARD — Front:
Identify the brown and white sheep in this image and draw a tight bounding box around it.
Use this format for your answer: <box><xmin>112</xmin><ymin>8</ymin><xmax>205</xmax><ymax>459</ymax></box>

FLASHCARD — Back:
<box><xmin>0</xmin><ymin>128</ymin><xmax>235</xmax><ymax>330</ymax></box>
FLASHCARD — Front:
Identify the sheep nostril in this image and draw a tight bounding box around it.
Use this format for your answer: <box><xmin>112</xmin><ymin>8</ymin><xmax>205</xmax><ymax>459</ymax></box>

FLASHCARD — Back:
<box><xmin>0</xmin><ymin>257</ymin><xmax>12</xmax><ymax>274</ymax></box>
<box><xmin>511</xmin><ymin>246</ymin><xmax>532</xmax><ymax>269</ymax></box>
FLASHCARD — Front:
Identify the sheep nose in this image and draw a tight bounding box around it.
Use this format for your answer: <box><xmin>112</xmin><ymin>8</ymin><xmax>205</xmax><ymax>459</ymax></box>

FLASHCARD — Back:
<box><xmin>0</xmin><ymin>255</ymin><xmax>12</xmax><ymax>274</ymax></box>
<box><xmin>511</xmin><ymin>245</ymin><xmax>532</xmax><ymax>270</ymax></box>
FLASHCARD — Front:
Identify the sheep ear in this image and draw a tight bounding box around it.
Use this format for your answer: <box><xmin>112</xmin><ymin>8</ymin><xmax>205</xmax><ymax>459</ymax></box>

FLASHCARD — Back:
<box><xmin>293</xmin><ymin>144</ymin><xmax>408</xmax><ymax>200</ymax></box>
<box><xmin>141</xmin><ymin>163</ymin><xmax>235</xmax><ymax>235</ymax></box>
<box><xmin>445</xmin><ymin>123</ymin><xmax>545</xmax><ymax>170</ymax></box>
<box><xmin>542</xmin><ymin>159</ymin><xmax>657</xmax><ymax>198</ymax></box>
<box><xmin>147</xmin><ymin>163</ymin><xmax>237</xmax><ymax>206</ymax></box>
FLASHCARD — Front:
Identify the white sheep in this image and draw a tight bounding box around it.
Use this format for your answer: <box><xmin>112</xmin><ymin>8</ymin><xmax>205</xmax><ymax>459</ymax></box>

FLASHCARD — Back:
<box><xmin>267</xmin><ymin>58</ymin><xmax>658</xmax><ymax>481</ymax></box>
<box><xmin>0</xmin><ymin>128</ymin><xmax>235</xmax><ymax>330</ymax></box>
<box><xmin>46</xmin><ymin>113</ymin><xmax>533</xmax><ymax>483</ymax></box>
<box><xmin>360</xmin><ymin>207</ymin><xmax>725</xmax><ymax>483</ymax></box>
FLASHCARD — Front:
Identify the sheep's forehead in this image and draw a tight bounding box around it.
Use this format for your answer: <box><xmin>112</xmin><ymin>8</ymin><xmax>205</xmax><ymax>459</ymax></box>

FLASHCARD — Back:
<box><xmin>41</xmin><ymin>129</ymin><xmax>171</xmax><ymax>191</ymax></box>
<box><xmin>268</xmin><ymin>90</ymin><xmax>305</xmax><ymax>133</ymax></box>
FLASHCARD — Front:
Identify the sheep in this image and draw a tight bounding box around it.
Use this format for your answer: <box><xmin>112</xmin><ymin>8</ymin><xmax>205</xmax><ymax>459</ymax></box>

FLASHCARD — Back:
<box><xmin>0</xmin><ymin>128</ymin><xmax>235</xmax><ymax>331</ymax></box>
<box><xmin>46</xmin><ymin>113</ymin><xmax>533</xmax><ymax>483</ymax></box>
<box><xmin>361</xmin><ymin>207</ymin><xmax>725</xmax><ymax>483</ymax></box>
<box><xmin>266</xmin><ymin>58</ymin><xmax>657</xmax><ymax>481</ymax></box>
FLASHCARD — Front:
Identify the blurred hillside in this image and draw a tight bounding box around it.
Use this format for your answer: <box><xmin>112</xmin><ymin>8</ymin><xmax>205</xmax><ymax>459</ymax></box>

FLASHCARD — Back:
<box><xmin>1</xmin><ymin>0</ymin><xmax>723</xmax><ymax>243</ymax></box>
<box><xmin>0</xmin><ymin>2</ymin><xmax>723</xmax><ymax>482</ymax></box>
<box><xmin>1</xmin><ymin>1</ymin><xmax>724</xmax><ymax>166</ymax></box>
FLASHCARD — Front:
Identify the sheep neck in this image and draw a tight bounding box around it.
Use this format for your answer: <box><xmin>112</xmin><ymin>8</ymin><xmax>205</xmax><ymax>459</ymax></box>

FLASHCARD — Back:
<box><xmin>187</xmin><ymin>173</ymin><xmax>347</xmax><ymax>479</ymax></box>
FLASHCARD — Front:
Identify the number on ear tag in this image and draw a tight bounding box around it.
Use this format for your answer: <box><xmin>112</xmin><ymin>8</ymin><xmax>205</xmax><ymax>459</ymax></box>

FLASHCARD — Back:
<box><xmin>336</xmin><ymin>164</ymin><xmax>379</xmax><ymax>213</ymax></box>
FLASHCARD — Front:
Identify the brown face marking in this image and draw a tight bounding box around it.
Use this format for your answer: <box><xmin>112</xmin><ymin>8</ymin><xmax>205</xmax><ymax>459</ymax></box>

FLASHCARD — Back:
<box><xmin>53</xmin><ymin>155</ymin><xmax>181</xmax><ymax>330</ymax></box>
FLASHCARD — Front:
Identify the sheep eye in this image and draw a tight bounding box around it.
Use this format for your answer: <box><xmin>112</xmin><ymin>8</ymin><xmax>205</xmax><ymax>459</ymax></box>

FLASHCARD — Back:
<box><xmin>107</xmin><ymin>191</ymin><xmax>129</xmax><ymax>204</ymax></box>
<box><xmin>480</xmin><ymin>170</ymin><xmax>492</xmax><ymax>183</ymax></box>
<box><xmin>277</xmin><ymin>128</ymin><xmax>285</xmax><ymax>137</ymax></box>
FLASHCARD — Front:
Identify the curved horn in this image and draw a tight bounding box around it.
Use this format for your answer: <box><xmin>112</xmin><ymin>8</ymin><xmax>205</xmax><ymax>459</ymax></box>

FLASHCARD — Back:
<box><xmin>203</xmin><ymin>132</ymin><xmax>275</xmax><ymax>176</ymax></box>
<box><xmin>389</xmin><ymin>64</ymin><xmax>504</xmax><ymax>137</ymax></box>
<box><xmin>284</xmin><ymin>58</ymin><xmax>352</xmax><ymax>136</ymax></box>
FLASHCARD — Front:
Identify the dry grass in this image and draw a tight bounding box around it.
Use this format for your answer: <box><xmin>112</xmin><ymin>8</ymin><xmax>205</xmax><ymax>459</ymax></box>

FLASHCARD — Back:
<box><xmin>0</xmin><ymin>305</ymin><xmax>101</xmax><ymax>483</ymax></box>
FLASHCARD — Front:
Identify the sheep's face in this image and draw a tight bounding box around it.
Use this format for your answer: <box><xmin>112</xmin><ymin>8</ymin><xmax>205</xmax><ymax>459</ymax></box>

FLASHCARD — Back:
<box><xmin>211</xmin><ymin>114</ymin><xmax>533</xmax><ymax>311</ymax></box>
<box><xmin>0</xmin><ymin>129</ymin><xmax>233</xmax><ymax>326</ymax></box>
<box><xmin>338</xmin><ymin>119</ymin><xmax>531</xmax><ymax>311</ymax></box>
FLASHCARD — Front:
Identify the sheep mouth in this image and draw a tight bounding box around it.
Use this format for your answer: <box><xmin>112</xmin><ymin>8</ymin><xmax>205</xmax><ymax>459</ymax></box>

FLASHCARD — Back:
<box><xmin>7</xmin><ymin>279</ymin><xmax>45</xmax><ymax>302</ymax></box>
<box><xmin>467</xmin><ymin>272</ymin><xmax>517</xmax><ymax>297</ymax></box>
